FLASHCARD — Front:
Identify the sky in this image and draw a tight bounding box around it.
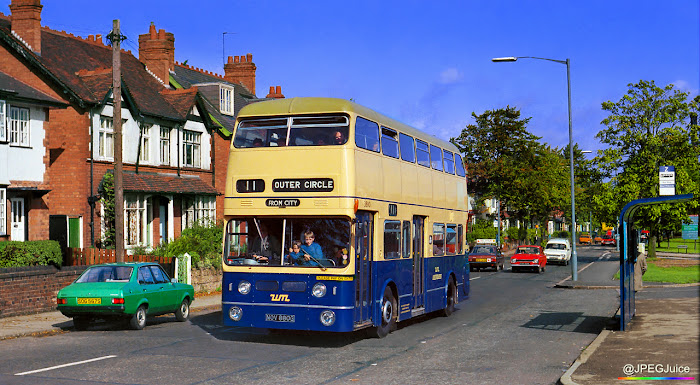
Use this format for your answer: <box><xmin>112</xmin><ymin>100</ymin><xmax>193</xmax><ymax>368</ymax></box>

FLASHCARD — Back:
<box><xmin>20</xmin><ymin>0</ymin><xmax>699</xmax><ymax>157</ymax></box>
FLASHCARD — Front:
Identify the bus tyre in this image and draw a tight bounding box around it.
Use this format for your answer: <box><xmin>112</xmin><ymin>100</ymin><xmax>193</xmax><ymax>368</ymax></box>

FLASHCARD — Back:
<box><xmin>175</xmin><ymin>298</ymin><xmax>190</xmax><ymax>322</ymax></box>
<box><xmin>130</xmin><ymin>305</ymin><xmax>147</xmax><ymax>330</ymax></box>
<box><xmin>373</xmin><ymin>287</ymin><xmax>396</xmax><ymax>338</ymax></box>
<box><xmin>442</xmin><ymin>278</ymin><xmax>456</xmax><ymax>317</ymax></box>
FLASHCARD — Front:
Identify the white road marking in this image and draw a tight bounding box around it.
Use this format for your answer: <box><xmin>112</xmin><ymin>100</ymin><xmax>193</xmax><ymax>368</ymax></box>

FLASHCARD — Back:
<box><xmin>469</xmin><ymin>276</ymin><xmax>481</xmax><ymax>281</ymax></box>
<box><xmin>15</xmin><ymin>355</ymin><xmax>117</xmax><ymax>376</ymax></box>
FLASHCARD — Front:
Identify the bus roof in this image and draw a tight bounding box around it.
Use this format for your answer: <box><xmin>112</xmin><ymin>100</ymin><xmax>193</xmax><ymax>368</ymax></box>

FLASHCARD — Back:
<box><xmin>237</xmin><ymin>97</ymin><xmax>459</xmax><ymax>152</ymax></box>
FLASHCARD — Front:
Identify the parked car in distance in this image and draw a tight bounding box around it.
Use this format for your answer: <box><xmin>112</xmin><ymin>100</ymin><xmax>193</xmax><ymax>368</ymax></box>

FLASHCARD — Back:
<box><xmin>544</xmin><ymin>238</ymin><xmax>572</xmax><ymax>265</ymax></box>
<box><xmin>511</xmin><ymin>245</ymin><xmax>547</xmax><ymax>273</ymax></box>
<box><xmin>579</xmin><ymin>233</ymin><xmax>592</xmax><ymax>245</ymax></box>
<box><xmin>601</xmin><ymin>236</ymin><xmax>616</xmax><ymax>246</ymax></box>
<box><xmin>468</xmin><ymin>244</ymin><xmax>504</xmax><ymax>271</ymax></box>
<box><xmin>57</xmin><ymin>262</ymin><xmax>194</xmax><ymax>330</ymax></box>
<box><xmin>594</xmin><ymin>236</ymin><xmax>603</xmax><ymax>244</ymax></box>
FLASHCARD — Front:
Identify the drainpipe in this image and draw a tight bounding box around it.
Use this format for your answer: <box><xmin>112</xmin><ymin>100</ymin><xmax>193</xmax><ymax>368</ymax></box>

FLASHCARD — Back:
<box><xmin>89</xmin><ymin>109</ymin><xmax>95</xmax><ymax>247</ymax></box>
<box><xmin>211</xmin><ymin>130</ymin><xmax>216</xmax><ymax>187</ymax></box>
<box><xmin>135</xmin><ymin>120</ymin><xmax>142</xmax><ymax>174</ymax></box>
<box><xmin>177</xmin><ymin>124</ymin><xmax>181</xmax><ymax>177</ymax></box>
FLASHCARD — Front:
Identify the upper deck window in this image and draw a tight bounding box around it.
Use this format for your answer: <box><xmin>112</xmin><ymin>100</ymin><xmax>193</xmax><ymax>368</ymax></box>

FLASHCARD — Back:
<box><xmin>443</xmin><ymin>150</ymin><xmax>455</xmax><ymax>174</ymax></box>
<box><xmin>455</xmin><ymin>154</ymin><xmax>466</xmax><ymax>177</ymax></box>
<box><xmin>399</xmin><ymin>133</ymin><xmax>415</xmax><ymax>163</ymax></box>
<box><xmin>416</xmin><ymin>140</ymin><xmax>430</xmax><ymax>167</ymax></box>
<box><xmin>381</xmin><ymin>126</ymin><xmax>399</xmax><ymax>159</ymax></box>
<box><xmin>234</xmin><ymin>115</ymin><xmax>349</xmax><ymax>148</ymax></box>
<box><xmin>355</xmin><ymin>117</ymin><xmax>380</xmax><ymax>152</ymax></box>
<box><xmin>430</xmin><ymin>145</ymin><xmax>443</xmax><ymax>171</ymax></box>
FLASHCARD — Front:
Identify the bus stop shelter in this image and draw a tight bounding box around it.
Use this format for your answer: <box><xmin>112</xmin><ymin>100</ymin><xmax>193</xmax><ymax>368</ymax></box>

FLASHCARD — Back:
<box><xmin>618</xmin><ymin>193</ymin><xmax>694</xmax><ymax>331</ymax></box>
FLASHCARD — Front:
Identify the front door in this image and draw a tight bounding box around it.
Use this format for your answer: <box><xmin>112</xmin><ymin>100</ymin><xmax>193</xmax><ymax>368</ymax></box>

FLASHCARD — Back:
<box><xmin>159</xmin><ymin>203</ymin><xmax>168</xmax><ymax>244</ymax></box>
<box><xmin>354</xmin><ymin>211</ymin><xmax>373</xmax><ymax>325</ymax></box>
<box><xmin>10</xmin><ymin>198</ymin><xmax>25</xmax><ymax>241</ymax></box>
<box><xmin>413</xmin><ymin>216</ymin><xmax>425</xmax><ymax>308</ymax></box>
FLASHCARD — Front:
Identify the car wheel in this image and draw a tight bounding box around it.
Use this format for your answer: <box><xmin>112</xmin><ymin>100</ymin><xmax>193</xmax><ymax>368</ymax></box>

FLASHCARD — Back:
<box><xmin>371</xmin><ymin>286</ymin><xmax>396</xmax><ymax>338</ymax></box>
<box><xmin>130</xmin><ymin>305</ymin><xmax>147</xmax><ymax>330</ymax></box>
<box><xmin>441</xmin><ymin>278</ymin><xmax>456</xmax><ymax>317</ymax></box>
<box><xmin>175</xmin><ymin>298</ymin><xmax>190</xmax><ymax>322</ymax></box>
<box><xmin>73</xmin><ymin>316</ymin><xmax>90</xmax><ymax>331</ymax></box>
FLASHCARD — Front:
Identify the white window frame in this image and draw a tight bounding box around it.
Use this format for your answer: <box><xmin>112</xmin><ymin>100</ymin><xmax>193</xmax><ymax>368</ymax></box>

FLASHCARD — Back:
<box><xmin>0</xmin><ymin>188</ymin><xmax>6</xmax><ymax>235</ymax></box>
<box><xmin>220</xmin><ymin>85</ymin><xmax>234</xmax><ymax>116</ymax></box>
<box><xmin>0</xmin><ymin>100</ymin><xmax>6</xmax><ymax>142</ymax></box>
<box><xmin>182</xmin><ymin>130</ymin><xmax>201</xmax><ymax>168</ymax></box>
<box><xmin>99</xmin><ymin>116</ymin><xmax>114</xmax><ymax>160</ymax></box>
<box><xmin>139</xmin><ymin>124</ymin><xmax>151</xmax><ymax>163</ymax></box>
<box><xmin>160</xmin><ymin>127</ymin><xmax>170</xmax><ymax>165</ymax></box>
<box><xmin>125</xmin><ymin>194</ymin><xmax>152</xmax><ymax>247</ymax></box>
<box><xmin>181</xmin><ymin>195</ymin><xmax>216</xmax><ymax>230</ymax></box>
<box><xmin>9</xmin><ymin>105</ymin><xmax>30</xmax><ymax>146</ymax></box>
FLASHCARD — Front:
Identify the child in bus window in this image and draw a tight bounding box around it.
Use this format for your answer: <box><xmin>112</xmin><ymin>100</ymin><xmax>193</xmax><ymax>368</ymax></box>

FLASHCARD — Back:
<box><xmin>287</xmin><ymin>241</ymin><xmax>305</xmax><ymax>265</ymax></box>
<box><xmin>300</xmin><ymin>230</ymin><xmax>323</xmax><ymax>265</ymax></box>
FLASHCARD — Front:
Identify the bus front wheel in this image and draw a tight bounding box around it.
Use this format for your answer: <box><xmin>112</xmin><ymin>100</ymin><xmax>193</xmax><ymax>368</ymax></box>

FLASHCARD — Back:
<box><xmin>442</xmin><ymin>278</ymin><xmax>456</xmax><ymax>317</ymax></box>
<box><xmin>372</xmin><ymin>286</ymin><xmax>396</xmax><ymax>338</ymax></box>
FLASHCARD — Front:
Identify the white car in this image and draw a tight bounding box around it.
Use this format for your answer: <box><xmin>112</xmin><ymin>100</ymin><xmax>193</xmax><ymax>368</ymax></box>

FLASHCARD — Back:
<box><xmin>544</xmin><ymin>238</ymin><xmax>571</xmax><ymax>265</ymax></box>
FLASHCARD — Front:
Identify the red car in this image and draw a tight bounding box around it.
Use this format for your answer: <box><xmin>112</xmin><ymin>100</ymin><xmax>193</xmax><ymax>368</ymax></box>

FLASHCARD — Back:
<box><xmin>601</xmin><ymin>236</ymin><xmax>616</xmax><ymax>246</ymax></box>
<box><xmin>510</xmin><ymin>245</ymin><xmax>547</xmax><ymax>273</ymax></box>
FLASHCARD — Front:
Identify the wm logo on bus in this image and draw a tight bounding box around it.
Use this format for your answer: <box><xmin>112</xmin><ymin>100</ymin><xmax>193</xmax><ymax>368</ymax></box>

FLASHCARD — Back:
<box><xmin>270</xmin><ymin>294</ymin><xmax>290</xmax><ymax>302</ymax></box>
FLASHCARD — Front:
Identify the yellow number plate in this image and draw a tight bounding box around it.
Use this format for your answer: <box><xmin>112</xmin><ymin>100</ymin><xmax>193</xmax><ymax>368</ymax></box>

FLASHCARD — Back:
<box><xmin>77</xmin><ymin>298</ymin><xmax>101</xmax><ymax>305</ymax></box>
<box><xmin>476</xmin><ymin>258</ymin><xmax>487</xmax><ymax>262</ymax></box>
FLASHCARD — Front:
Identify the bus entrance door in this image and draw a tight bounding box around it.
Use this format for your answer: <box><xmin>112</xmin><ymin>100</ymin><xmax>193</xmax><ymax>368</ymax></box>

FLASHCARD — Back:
<box><xmin>412</xmin><ymin>216</ymin><xmax>425</xmax><ymax>313</ymax></box>
<box><xmin>354</xmin><ymin>211</ymin><xmax>373</xmax><ymax>326</ymax></box>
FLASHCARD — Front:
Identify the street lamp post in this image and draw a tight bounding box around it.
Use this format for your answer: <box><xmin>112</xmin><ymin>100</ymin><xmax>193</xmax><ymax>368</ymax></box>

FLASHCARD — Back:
<box><xmin>492</xmin><ymin>56</ymin><xmax>579</xmax><ymax>280</ymax></box>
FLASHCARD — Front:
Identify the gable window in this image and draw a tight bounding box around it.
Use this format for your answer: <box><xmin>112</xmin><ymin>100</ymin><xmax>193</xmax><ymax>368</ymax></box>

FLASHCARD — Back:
<box><xmin>0</xmin><ymin>100</ymin><xmax>6</xmax><ymax>142</ymax></box>
<box><xmin>99</xmin><ymin>116</ymin><xmax>114</xmax><ymax>159</ymax></box>
<box><xmin>220</xmin><ymin>85</ymin><xmax>234</xmax><ymax>116</ymax></box>
<box><xmin>182</xmin><ymin>130</ymin><xmax>201</xmax><ymax>168</ymax></box>
<box><xmin>160</xmin><ymin>127</ymin><xmax>170</xmax><ymax>165</ymax></box>
<box><xmin>182</xmin><ymin>196</ymin><xmax>216</xmax><ymax>230</ymax></box>
<box><xmin>0</xmin><ymin>188</ymin><xmax>5</xmax><ymax>235</ymax></box>
<box><xmin>139</xmin><ymin>124</ymin><xmax>151</xmax><ymax>163</ymax></box>
<box><xmin>9</xmin><ymin>106</ymin><xmax>30</xmax><ymax>146</ymax></box>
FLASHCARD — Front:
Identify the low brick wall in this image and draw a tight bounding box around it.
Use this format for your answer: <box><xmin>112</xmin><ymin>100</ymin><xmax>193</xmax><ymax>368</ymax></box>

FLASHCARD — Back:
<box><xmin>0</xmin><ymin>265</ymin><xmax>86</xmax><ymax>318</ymax></box>
<box><xmin>191</xmin><ymin>267</ymin><xmax>222</xmax><ymax>293</ymax></box>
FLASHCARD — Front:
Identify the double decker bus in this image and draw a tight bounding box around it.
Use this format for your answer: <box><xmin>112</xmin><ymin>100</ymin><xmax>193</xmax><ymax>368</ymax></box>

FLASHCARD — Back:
<box><xmin>221</xmin><ymin>97</ymin><xmax>469</xmax><ymax>337</ymax></box>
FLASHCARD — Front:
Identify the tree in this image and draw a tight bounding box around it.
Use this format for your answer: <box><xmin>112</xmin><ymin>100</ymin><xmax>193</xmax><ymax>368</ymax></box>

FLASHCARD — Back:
<box><xmin>594</xmin><ymin>80</ymin><xmax>700</xmax><ymax>257</ymax></box>
<box><xmin>451</xmin><ymin>106</ymin><xmax>568</xmax><ymax>227</ymax></box>
<box><xmin>98</xmin><ymin>171</ymin><xmax>115</xmax><ymax>249</ymax></box>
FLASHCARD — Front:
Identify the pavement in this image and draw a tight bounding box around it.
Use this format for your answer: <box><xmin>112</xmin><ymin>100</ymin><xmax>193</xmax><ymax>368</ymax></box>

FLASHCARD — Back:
<box><xmin>0</xmin><ymin>292</ymin><xmax>222</xmax><ymax>340</ymax></box>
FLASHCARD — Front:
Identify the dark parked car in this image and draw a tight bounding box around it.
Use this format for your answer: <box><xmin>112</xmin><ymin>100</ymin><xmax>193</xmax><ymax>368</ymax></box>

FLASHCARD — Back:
<box><xmin>468</xmin><ymin>245</ymin><xmax>504</xmax><ymax>271</ymax></box>
<box><xmin>57</xmin><ymin>262</ymin><xmax>195</xmax><ymax>330</ymax></box>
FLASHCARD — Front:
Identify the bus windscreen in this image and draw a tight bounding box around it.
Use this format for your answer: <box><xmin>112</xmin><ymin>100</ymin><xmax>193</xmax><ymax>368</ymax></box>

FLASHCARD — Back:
<box><xmin>234</xmin><ymin>115</ymin><xmax>349</xmax><ymax>148</ymax></box>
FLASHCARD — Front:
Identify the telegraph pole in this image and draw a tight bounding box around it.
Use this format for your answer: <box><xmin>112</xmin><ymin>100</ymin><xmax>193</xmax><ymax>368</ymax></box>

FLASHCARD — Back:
<box><xmin>108</xmin><ymin>20</ymin><xmax>126</xmax><ymax>262</ymax></box>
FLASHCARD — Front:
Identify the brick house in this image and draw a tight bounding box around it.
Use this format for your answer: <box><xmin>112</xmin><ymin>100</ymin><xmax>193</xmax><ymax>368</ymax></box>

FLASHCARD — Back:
<box><xmin>0</xmin><ymin>0</ymin><xmax>283</xmax><ymax>251</ymax></box>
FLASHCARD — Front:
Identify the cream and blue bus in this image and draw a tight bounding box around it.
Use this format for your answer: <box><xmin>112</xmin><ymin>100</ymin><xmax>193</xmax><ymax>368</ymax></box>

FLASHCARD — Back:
<box><xmin>221</xmin><ymin>97</ymin><xmax>469</xmax><ymax>337</ymax></box>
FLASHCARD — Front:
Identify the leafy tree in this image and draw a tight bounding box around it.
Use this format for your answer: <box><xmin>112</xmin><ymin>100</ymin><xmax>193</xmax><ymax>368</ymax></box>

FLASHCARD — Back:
<box><xmin>593</xmin><ymin>80</ymin><xmax>700</xmax><ymax>257</ymax></box>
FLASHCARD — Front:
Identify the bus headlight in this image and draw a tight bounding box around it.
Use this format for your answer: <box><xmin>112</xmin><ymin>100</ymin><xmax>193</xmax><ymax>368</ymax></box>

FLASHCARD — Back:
<box><xmin>238</xmin><ymin>281</ymin><xmax>251</xmax><ymax>295</ymax></box>
<box><xmin>320</xmin><ymin>310</ymin><xmax>335</xmax><ymax>326</ymax></box>
<box><xmin>312</xmin><ymin>283</ymin><xmax>327</xmax><ymax>298</ymax></box>
<box><xmin>229</xmin><ymin>306</ymin><xmax>243</xmax><ymax>321</ymax></box>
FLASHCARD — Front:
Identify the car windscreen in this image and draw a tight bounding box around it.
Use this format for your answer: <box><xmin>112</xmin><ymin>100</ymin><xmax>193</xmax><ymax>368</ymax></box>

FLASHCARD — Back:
<box><xmin>76</xmin><ymin>266</ymin><xmax>133</xmax><ymax>283</ymax></box>
<box><xmin>546</xmin><ymin>243</ymin><xmax>566</xmax><ymax>250</ymax></box>
<box><xmin>471</xmin><ymin>246</ymin><xmax>495</xmax><ymax>254</ymax></box>
<box><xmin>517</xmin><ymin>247</ymin><xmax>538</xmax><ymax>254</ymax></box>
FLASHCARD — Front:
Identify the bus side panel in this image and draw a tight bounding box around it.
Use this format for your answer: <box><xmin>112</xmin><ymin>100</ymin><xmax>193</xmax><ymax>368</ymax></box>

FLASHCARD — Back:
<box><xmin>371</xmin><ymin>258</ymin><xmax>414</xmax><ymax>323</ymax></box>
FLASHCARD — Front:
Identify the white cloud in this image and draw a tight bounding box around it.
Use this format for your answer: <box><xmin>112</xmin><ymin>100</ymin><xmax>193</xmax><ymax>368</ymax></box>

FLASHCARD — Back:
<box><xmin>439</xmin><ymin>68</ymin><xmax>463</xmax><ymax>84</ymax></box>
<box><xmin>672</xmin><ymin>79</ymin><xmax>698</xmax><ymax>95</ymax></box>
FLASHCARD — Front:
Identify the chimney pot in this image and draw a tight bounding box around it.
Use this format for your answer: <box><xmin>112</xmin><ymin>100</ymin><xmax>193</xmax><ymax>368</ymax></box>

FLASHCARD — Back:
<box><xmin>88</xmin><ymin>34</ymin><xmax>94</xmax><ymax>41</ymax></box>
<box><xmin>227</xmin><ymin>56</ymin><xmax>234</xmax><ymax>64</ymax></box>
<box><xmin>276</xmin><ymin>86</ymin><xmax>281</xmax><ymax>94</ymax></box>
<box><xmin>234</xmin><ymin>56</ymin><xmax>240</xmax><ymax>63</ymax></box>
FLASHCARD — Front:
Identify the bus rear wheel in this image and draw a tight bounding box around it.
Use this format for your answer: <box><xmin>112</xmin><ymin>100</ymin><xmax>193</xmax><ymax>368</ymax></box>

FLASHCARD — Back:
<box><xmin>442</xmin><ymin>278</ymin><xmax>456</xmax><ymax>317</ymax></box>
<box><xmin>372</xmin><ymin>286</ymin><xmax>396</xmax><ymax>338</ymax></box>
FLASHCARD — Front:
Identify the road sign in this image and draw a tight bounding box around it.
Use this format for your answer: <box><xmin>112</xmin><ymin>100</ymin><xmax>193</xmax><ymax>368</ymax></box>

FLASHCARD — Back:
<box><xmin>659</xmin><ymin>166</ymin><xmax>675</xmax><ymax>196</ymax></box>
<box><xmin>682</xmin><ymin>215</ymin><xmax>698</xmax><ymax>240</ymax></box>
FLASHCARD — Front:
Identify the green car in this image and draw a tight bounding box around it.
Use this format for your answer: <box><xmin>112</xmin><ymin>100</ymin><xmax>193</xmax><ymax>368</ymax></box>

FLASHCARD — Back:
<box><xmin>57</xmin><ymin>262</ymin><xmax>195</xmax><ymax>330</ymax></box>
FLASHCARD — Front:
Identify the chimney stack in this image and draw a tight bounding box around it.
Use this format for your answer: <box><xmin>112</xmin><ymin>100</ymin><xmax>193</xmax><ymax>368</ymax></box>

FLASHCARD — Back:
<box><xmin>224</xmin><ymin>54</ymin><xmax>256</xmax><ymax>95</ymax></box>
<box><xmin>266</xmin><ymin>86</ymin><xmax>285</xmax><ymax>99</ymax></box>
<box><xmin>138</xmin><ymin>23</ymin><xmax>175</xmax><ymax>84</ymax></box>
<box><xmin>9</xmin><ymin>0</ymin><xmax>43</xmax><ymax>54</ymax></box>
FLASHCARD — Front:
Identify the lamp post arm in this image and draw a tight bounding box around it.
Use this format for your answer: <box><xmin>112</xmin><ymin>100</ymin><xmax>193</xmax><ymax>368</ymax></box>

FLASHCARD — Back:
<box><xmin>517</xmin><ymin>56</ymin><xmax>568</xmax><ymax>65</ymax></box>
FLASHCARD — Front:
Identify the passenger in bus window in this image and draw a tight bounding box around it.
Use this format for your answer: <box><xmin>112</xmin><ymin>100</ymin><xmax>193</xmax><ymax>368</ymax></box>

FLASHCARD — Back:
<box><xmin>333</xmin><ymin>130</ymin><xmax>346</xmax><ymax>145</ymax></box>
<box><xmin>287</xmin><ymin>241</ymin><xmax>306</xmax><ymax>265</ymax></box>
<box><xmin>300</xmin><ymin>230</ymin><xmax>324</xmax><ymax>265</ymax></box>
<box><xmin>316</xmin><ymin>136</ymin><xmax>327</xmax><ymax>145</ymax></box>
<box><xmin>253</xmin><ymin>138</ymin><xmax>263</xmax><ymax>147</ymax></box>
<box><xmin>251</xmin><ymin>222</ymin><xmax>280</xmax><ymax>264</ymax></box>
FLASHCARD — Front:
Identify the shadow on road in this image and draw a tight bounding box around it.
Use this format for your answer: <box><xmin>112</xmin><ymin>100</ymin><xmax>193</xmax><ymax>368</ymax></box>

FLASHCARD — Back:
<box><xmin>521</xmin><ymin>311</ymin><xmax>617</xmax><ymax>334</ymax></box>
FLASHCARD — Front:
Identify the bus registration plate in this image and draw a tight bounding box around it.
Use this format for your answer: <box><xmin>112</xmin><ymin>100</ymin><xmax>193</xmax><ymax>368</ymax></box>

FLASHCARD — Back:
<box><xmin>265</xmin><ymin>314</ymin><xmax>295</xmax><ymax>323</ymax></box>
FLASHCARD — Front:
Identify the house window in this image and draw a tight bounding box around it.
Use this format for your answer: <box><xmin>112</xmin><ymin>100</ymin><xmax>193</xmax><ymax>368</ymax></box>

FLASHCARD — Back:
<box><xmin>125</xmin><ymin>195</ymin><xmax>151</xmax><ymax>247</ymax></box>
<box><xmin>9</xmin><ymin>106</ymin><xmax>30</xmax><ymax>146</ymax></box>
<box><xmin>160</xmin><ymin>127</ymin><xmax>170</xmax><ymax>165</ymax></box>
<box><xmin>0</xmin><ymin>188</ymin><xmax>5</xmax><ymax>235</ymax></box>
<box><xmin>99</xmin><ymin>116</ymin><xmax>114</xmax><ymax>159</ymax></box>
<box><xmin>139</xmin><ymin>124</ymin><xmax>151</xmax><ymax>163</ymax></box>
<box><xmin>182</xmin><ymin>130</ymin><xmax>201</xmax><ymax>168</ymax></box>
<box><xmin>182</xmin><ymin>196</ymin><xmax>216</xmax><ymax>230</ymax></box>
<box><xmin>0</xmin><ymin>100</ymin><xmax>6</xmax><ymax>142</ymax></box>
<box><xmin>220</xmin><ymin>85</ymin><xmax>234</xmax><ymax>115</ymax></box>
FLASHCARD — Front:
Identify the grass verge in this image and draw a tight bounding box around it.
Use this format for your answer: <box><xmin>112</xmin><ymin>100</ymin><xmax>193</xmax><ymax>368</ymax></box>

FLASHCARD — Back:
<box><xmin>614</xmin><ymin>260</ymin><xmax>700</xmax><ymax>284</ymax></box>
